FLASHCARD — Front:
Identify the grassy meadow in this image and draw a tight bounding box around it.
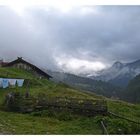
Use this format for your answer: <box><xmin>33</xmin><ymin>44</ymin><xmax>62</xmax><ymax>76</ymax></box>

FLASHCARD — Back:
<box><xmin>0</xmin><ymin>67</ymin><xmax>140</xmax><ymax>134</ymax></box>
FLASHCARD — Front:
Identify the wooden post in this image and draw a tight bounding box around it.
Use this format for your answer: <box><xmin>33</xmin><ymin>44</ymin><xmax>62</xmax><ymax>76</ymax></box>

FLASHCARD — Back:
<box><xmin>25</xmin><ymin>80</ymin><xmax>30</xmax><ymax>97</ymax></box>
<box><xmin>101</xmin><ymin>120</ymin><xmax>108</xmax><ymax>135</ymax></box>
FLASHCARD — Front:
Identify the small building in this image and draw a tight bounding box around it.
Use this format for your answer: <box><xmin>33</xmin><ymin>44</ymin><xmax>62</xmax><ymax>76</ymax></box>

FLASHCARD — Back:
<box><xmin>0</xmin><ymin>59</ymin><xmax>9</xmax><ymax>67</ymax></box>
<box><xmin>3</xmin><ymin>57</ymin><xmax>52</xmax><ymax>79</ymax></box>
<box><xmin>0</xmin><ymin>59</ymin><xmax>2</xmax><ymax>67</ymax></box>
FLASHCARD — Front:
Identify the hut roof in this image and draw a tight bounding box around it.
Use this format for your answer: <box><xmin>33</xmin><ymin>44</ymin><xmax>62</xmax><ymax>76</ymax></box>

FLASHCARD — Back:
<box><xmin>3</xmin><ymin>57</ymin><xmax>52</xmax><ymax>79</ymax></box>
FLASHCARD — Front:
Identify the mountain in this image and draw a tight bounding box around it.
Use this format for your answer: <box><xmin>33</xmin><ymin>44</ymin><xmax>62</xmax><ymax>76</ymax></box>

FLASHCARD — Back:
<box><xmin>47</xmin><ymin>70</ymin><xmax>121</xmax><ymax>98</ymax></box>
<box><xmin>90</xmin><ymin>59</ymin><xmax>140</xmax><ymax>87</ymax></box>
<box><xmin>122</xmin><ymin>74</ymin><xmax>140</xmax><ymax>103</ymax></box>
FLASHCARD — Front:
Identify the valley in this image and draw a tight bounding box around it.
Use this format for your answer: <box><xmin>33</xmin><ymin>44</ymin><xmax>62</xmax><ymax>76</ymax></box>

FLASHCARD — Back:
<box><xmin>47</xmin><ymin>59</ymin><xmax>140</xmax><ymax>103</ymax></box>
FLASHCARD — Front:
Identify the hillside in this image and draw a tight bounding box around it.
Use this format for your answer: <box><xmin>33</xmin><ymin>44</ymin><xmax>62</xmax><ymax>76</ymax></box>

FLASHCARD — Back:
<box><xmin>122</xmin><ymin>74</ymin><xmax>140</xmax><ymax>103</ymax></box>
<box><xmin>47</xmin><ymin>70</ymin><xmax>121</xmax><ymax>98</ymax></box>
<box><xmin>0</xmin><ymin>67</ymin><xmax>140</xmax><ymax>134</ymax></box>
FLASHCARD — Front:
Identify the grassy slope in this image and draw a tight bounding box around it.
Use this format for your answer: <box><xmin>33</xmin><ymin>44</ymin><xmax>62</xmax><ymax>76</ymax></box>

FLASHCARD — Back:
<box><xmin>0</xmin><ymin>67</ymin><xmax>140</xmax><ymax>134</ymax></box>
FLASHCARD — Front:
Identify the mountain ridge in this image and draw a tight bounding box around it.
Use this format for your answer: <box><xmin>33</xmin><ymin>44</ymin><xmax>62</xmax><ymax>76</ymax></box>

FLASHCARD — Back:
<box><xmin>89</xmin><ymin>59</ymin><xmax>140</xmax><ymax>87</ymax></box>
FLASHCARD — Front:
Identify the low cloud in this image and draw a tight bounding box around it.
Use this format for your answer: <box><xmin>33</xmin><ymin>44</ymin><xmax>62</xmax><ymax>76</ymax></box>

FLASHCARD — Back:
<box><xmin>55</xmin><ymin>56</ymin><xmax>106</xmax><ymax>74</ymax></box>
<box><xmin>0</xmin><ymin>6</ymin><xmax>140</xmax><ymax>74</ymax></box>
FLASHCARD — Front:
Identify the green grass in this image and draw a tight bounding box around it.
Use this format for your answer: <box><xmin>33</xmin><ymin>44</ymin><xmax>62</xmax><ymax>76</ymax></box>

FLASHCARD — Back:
<box><xmin>0</xmin><ymin>110</ymin><xmax>103</xmax><ymax>134</ymax></box>
<box><xmin>0</xmin><ymin>67</ymin><xmax>140</xmax><ymax>134</ymax></box>
<box><xmin>107</xmin><ymin>99</ymin><xmax>140</xmax><ymax>122</ymax></box>
<box><xmin>0</xmin><ymin>68</ymin><xmax>34</xmax><ymax>79</ymax></box>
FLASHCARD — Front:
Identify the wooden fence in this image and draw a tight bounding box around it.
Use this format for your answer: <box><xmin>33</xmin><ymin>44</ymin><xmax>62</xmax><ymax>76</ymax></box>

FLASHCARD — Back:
<box><xmin>108</xmin><ymin>111</ymin><xmax>140</xmax><ymax>124</ymax></box>
<box><xmin>4</xmin><ymin>94</ymin><xmax>108</xmax><ymax>116</ymax></box>
<box><xmin>35</xmin><ymin>97</ymin><xmax>108</xmax><ymax>116</ymax></box>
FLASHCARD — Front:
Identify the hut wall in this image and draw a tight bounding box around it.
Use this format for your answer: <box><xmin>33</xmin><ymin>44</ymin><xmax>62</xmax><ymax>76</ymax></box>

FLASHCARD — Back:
<box><xmin>11</xmin><ymin>63</ymin><xmax>32</xmax><ymax>70</ymax></box>
<box><xmin>9</xmin><ymin>62</ymin><xmax>44</xmax><ymax>78</ymax></box>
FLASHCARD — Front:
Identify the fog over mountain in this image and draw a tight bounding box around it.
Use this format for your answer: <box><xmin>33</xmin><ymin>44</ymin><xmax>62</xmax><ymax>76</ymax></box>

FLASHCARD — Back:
<box><xmin>1</xmin><ymin>6</ymin><xmax>140</xmax><ymax>75</ymax></box>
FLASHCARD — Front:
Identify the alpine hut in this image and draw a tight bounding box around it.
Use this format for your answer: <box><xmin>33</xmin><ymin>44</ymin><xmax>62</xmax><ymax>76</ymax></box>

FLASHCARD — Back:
<box><xmin>3</xmin><ymin>57</ymin><xmax>52</xmax><ymax>79</ymax></box>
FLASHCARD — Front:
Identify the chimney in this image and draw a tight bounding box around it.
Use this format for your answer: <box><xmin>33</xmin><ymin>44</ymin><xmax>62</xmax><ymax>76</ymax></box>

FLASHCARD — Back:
<box><xmin>17</xmin><ymin>57</ymin><xmax>23</xmax><ymax>60</ymax></box>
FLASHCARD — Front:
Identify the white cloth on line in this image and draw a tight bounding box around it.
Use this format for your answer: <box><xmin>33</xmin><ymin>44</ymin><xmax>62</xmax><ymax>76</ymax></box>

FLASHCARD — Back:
<box><xmin>0</xmin><ymin>78</ymin><xmax>3</xmax><ymax>88</ymax></box>
<box><xmin>8</xmin><ymin>79</ymin><xmax>17</xmax><ymax>87</ymax></box>
<box><xmin>17</xmin><ymin>79</ymin><xmax>24</xmax><ymax>87</ymax></box>
<box><xmin>2</xmin><ymin>78</ymin><xmax>9</xmax><ymax>88</ymax></box>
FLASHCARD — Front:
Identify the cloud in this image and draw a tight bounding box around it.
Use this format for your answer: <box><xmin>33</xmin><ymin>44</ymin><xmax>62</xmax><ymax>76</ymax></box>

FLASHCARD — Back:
<box><xmin>0</xmin><ymin>6</ymin><xmax>140</xmax><ymax>74</ymax></box>
<box><xmin>55</xmin><ymin>56</ymin><xmax>105</xmax><ymax>74</ymax></box>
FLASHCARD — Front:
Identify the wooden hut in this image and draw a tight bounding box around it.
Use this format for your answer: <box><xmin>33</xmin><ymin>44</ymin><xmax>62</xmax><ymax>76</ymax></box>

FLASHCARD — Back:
<box><xmin>3</xmin><ymin>57</ymin><xmax>52</xmax><ymax>79</ymax></box>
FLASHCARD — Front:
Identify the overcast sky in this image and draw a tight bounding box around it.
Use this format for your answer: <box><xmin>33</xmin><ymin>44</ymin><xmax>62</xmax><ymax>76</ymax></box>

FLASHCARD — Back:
<box><xmin>0</xmin><ymin>5</ymin><xmax>140</xmax><ymax>74</ymax></box>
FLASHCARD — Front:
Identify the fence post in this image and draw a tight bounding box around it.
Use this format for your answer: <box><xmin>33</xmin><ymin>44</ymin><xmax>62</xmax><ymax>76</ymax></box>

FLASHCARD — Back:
<box><xmin>100</xmin><ymin>120</ymin><xmax>108</xmax><ymax>135</ymax></box>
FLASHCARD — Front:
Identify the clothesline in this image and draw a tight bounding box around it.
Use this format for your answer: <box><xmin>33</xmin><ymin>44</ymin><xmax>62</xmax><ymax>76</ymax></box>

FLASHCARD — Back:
<box><xmin>0</xmin><ymin>78</ymin><xmax>24</xmax><ymax>88</ymax></box>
